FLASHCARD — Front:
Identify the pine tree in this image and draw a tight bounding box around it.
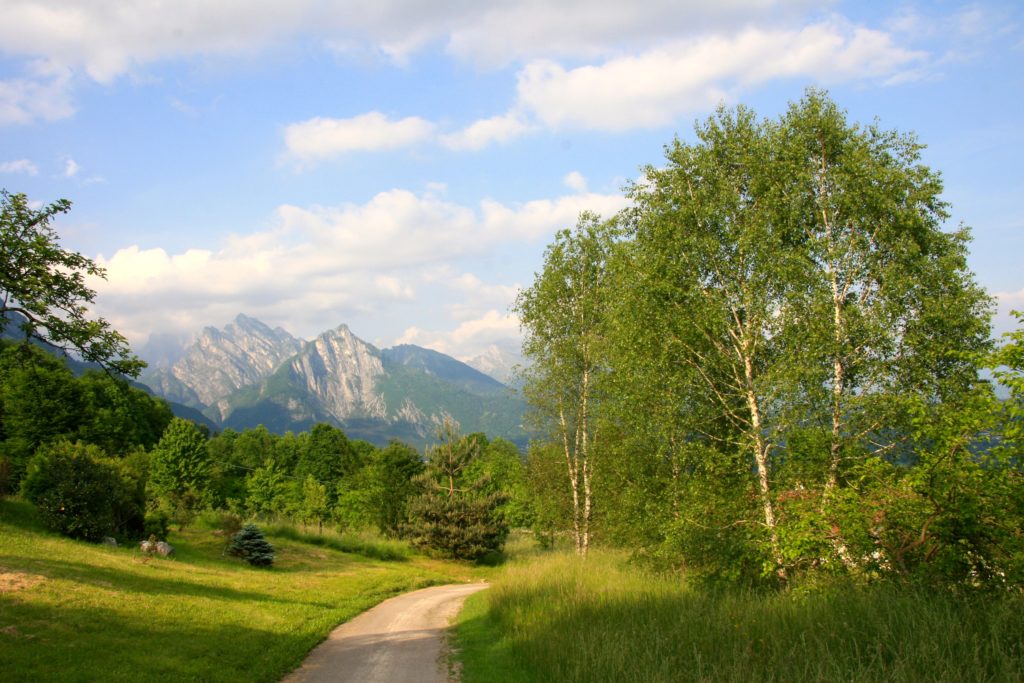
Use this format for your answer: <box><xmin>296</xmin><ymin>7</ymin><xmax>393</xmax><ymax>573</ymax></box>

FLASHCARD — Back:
<box><xmin>228</xmin><ymin>523</ymin><xmax>275</xmax><ymax>567</ymax></box>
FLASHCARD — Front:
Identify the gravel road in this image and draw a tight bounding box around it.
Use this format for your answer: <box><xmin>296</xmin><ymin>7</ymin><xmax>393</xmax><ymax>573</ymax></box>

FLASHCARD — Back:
<box><xmin>281</xmin><ymin>582</ymin><xmax>489</xmax><ymax>683</ymax></box>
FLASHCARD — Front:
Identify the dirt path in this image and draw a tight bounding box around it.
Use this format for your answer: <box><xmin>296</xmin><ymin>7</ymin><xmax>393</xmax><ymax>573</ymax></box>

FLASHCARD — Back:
<box><xmin>281</xmin><ymin>582</ymin><xmax>489</xmax><ymax>683</ymax></box>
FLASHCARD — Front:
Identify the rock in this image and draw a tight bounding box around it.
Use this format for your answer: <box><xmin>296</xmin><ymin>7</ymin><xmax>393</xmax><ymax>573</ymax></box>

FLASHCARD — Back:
<box><xmin>139</xmin><ymin>540</ymin><xmax>174</xmax><ymax>556</ymax></box>
<box><xmin>102</xmin><ymin>537</ymin><xmax>118</xmax><ymax>547</ymax></box>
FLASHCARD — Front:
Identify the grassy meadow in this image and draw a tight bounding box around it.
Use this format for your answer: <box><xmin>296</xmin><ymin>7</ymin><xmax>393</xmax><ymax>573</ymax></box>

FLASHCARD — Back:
<box><xmin>0</xmin><ymin>498</ymin><xmax>485</xmax><ymax>682</ymax></box>
<box><xmin>455</xmin><ymin>549</ymin><xmax>1024</xmax><ymax>683</ymax></box>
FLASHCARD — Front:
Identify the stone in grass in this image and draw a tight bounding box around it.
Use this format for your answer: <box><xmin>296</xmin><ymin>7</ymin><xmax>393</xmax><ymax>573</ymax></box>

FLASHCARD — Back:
<box><xmin>228</xmin><ymin>523</ymin><xmax>275</xmax><ymax>567</ymax></box>
<box><xmin>139</xmin><ymin>539</ymin><xmax>175</xmax><ymax>557</ymax></box>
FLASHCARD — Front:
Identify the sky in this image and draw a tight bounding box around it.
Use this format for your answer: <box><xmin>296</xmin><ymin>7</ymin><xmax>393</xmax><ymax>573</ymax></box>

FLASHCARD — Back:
<box><xmin>1</xmin><ymin>0</ymin><xmax>1022</xmax><ymax>363</ymax></box>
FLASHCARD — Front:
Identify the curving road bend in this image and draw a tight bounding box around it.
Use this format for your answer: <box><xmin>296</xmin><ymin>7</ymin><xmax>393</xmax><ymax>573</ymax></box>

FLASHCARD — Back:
<box><xmin>282</xmin><ymin>582</ymin><xmax>489</xmax><ymax>683</ymax></box>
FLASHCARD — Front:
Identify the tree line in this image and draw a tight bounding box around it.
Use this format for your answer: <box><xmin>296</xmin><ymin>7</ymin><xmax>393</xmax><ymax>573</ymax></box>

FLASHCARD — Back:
<box><xmin>0</xmin><ymin>189</ymin><xmax>525</xmax><ymax>562</ymax></box>
<box><xmin>0</xmin><ymin>340</ymin><xmax>527</xmax><ymax>560</ymax></box>
<box><xmin>517</xmin><ymin>90</ymin><xmax>1024</xmax><ymax>588</ymax></box>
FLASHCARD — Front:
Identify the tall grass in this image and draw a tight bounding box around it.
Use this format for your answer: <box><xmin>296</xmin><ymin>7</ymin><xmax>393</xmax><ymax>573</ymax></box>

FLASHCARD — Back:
<box><xmin>456</xmin><ymin>550</ymin><xmax>1024</xmax><ymax>682</ymax></box>
<box><xmin>262</xmin><ymin>523</ymin><xmax>412</xmax><ymax>562</ymax></box>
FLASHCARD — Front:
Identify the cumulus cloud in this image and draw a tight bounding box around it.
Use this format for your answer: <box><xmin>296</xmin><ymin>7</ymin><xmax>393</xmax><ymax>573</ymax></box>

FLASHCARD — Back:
<box><xmin>439</xmin><ymin>111</ymin><xmax>534</xmax><ymax>151</ymax></box>
<box><xmin>563</xmin><ymin>171</ymin><xmax>588</xmax><ymax>193</ymax></box>
<box><xmin>395</xmin><ymin>309</ymin><xmax>521</xmax><ymax>360</ymax></box>
<box><xmin>0</xmin><ymin>159</ymin><xmax>39</xmax><ymax>175</ymax></box>
<box><xmin>0</xmin><ymin>61</ymin><xmax>75</xmax><ymax>126</ymax></box>
<box><xmin>515</xmin><ymin>20</ymin><xmax>927</xmax><ymax>130</ymax></box>
<box><xmin>63</xmin><ymin>158</ymin><xmax>80</xmax><ymax>178</ymax></box>
<box><xmin>0</xmin><ymin>1</ymin><xmax>930</xmax><ymax>129</ymax></box>
<box><xmin>283</xmin><ymin>112</ymin><xmax>435</xmax><ymax>163</ymax></box>
<box><xmin>0</xmin><ymin>1</ymin><xmax>815</xmax><ymax>79</ymax></box>
<box><xmin>90</xmin><ymin>186</ymin><xmax>626</xmax><ymax>346</ymax></box>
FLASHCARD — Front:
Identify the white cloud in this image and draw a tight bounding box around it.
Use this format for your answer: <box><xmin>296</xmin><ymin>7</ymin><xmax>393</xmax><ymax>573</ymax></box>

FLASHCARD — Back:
<box><xmin>0</xmin><ymin>1</ymin><xmax>817</xmax><ymax>78</ymax></box>
<box><xmin>63</xmin><ymin>158</ymin><xmax>80</xmax><ymax>178</ymax></box>
<box><xmin>91</xmin><ymin>186</ymin><xmax>625</xmax><ymax>344</ymax></box>
<box><xmin>0</xmin><ymin>61</ymin><xmax>75</xmax><ymax>126</ymax></box>
<box><xmin>995</xmin><ymin>289</ymin><xmax>1024</xmax><ymax>337</ymax></box>
<box><xmin>563</xmin><ymin>171</ymin><xmax>588</xmax><ymax>193</ymax></box>
<box><xmin>515</xmin><ymin>20</ymin><xmax>927</xmax><ymax>130</ymax></box>
<box><xmin>283</xmin><ymin>112</ymin><xmax>435</xmax><ymax>163</ymax></box>
<box><xmin>0</xmin><ymin>159</ymin><xmax>39</xmax><ymax>175</ymax></box>
<box><xmin>480</xmin><ymin>191</ymin><xmax>629</xmax><ymax>241</ymax></box>
<box><xmin>439</xmin><ymin>111</ymin><xmax>534</xmax><ymax>151</ymax></box>
<box><xmin>0</xmin><ymin>1</ymin><xmax>948</xmax><ymax>141</ymax></box>
<box><xmin>394</xmin><ymin>309</ymin><xmax>521</xmax><ymax>360</ymax></box>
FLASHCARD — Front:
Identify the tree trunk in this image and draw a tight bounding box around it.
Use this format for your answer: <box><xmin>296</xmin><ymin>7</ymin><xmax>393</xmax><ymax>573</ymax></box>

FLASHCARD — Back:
<box><xmin>743</xmin><ymin>351</ymin><xmax>785</xmax><ymax>579</ymax></box>
<box><xmin>559</xmin><ymin>406</ymin><xmax>583</xmax><ymax>555</ymax></box>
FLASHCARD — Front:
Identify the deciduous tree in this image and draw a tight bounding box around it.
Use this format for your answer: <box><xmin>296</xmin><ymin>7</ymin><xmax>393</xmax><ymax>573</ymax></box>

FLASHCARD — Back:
<box><xmin>0</xmin><ymin>190</ymin><xmax>144</xmax><ymax>377</ymax></box>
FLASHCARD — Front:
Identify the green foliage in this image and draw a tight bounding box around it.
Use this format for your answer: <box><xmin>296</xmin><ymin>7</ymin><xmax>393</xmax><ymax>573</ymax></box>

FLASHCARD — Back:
<box><xmin>244</xmin><ymin>459</ymin><xmax>289</xmax><ymax>517</ymax></box>
<box><xmin>143</xmin><ymin>509</ymin><xmax>170</xmax><ymax>541</ymax></box>
<box><xmin>19</xmin><ymin>440</ymin><xmax>134</xmax><ymax>541</ymax></box>
<box><xmin>365</xmin><ymin>440</ymin><xmax>424</xmax><ymax>536</ymax></box>
<box><xmin>74</xmin><ymin>371</ymin><xmax>173</xmax><ymax>454</ymax></box>
<box><xmin>405</xmin><ymin>422</ymin><xmax>509</xmax><ymax>561</ymax></box>
<box><xmin>299</xmin><ymin>474</ymin><xmax>329</xmax><ymax>531</ymax></box>
<box><xmin>148</xmin><ymin>417</ymin><xmax>211</xmax><ymax>527</ymax></box>
<box><xmin>0</xmin><ymin>190</ymin><xmax>144</xmax><ymax>377</ymax></box>
<box><xmin>228</xmin><ymin>522</ymin><xmax>275</xmax><ymax>567</ymax></box>
<box><xmin>516</xmin><ymin>89</ymin><xmax>1007</xmax><ymax>587</ymax></box>
<box><xmin>515</xmin><ymin>212</ymin><xmax>618</xmax><ymax>555</ymax></box>
<box><xmin>294</xmin><ymin>423</ymin><xmax>355</xmax><ymax>499</ymax></box>
<box><xmin>466</xmin><ymin>437</ymin><xmax>532</xmax><ymax>528</ymax></box>
<box><xmin>0</xmin><ymin>340</ymin><xmax>170</xmax><ymax>490</ymax></box>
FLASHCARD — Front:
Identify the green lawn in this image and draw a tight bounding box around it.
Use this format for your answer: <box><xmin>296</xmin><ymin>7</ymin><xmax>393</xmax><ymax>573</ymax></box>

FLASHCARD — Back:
<box><xmin>455</xmin><ymin>549</ymin><xmax>1024</xmax><ymax>683</ymax></box>
<box><xmin>0</xmin><ymin>498</ymin><xmax>482</xmax><ymax>682</ymax></box>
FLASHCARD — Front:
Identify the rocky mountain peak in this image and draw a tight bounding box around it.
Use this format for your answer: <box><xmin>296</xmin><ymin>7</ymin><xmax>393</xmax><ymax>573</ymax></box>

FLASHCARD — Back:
<box><xmin>152</xmin><ymin>314</ymin><xmax>303</xmax><ymax>409</ymax></box>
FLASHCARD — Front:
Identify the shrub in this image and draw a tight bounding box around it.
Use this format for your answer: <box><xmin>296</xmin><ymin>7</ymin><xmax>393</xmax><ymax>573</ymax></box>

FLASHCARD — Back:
<box><xmin>143</xmin><ymin>510</ymin><xmax>170</xmax><ymax>541</ymax></box>
<box><xmin>20</xmin><ymin>441</ymin><xmax>119</xmax><ymax>542</ymax></box>
<box><xmin>228</xmin><ymin>523</ymin><xmax>275</xmax><ymax>567</ymax></box>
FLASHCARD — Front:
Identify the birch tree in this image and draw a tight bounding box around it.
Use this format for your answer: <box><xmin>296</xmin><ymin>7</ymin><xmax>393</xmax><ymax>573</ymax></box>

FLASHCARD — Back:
<box><xmin>621</xmin><ymin>106</ymin><xmax>801</xmax><ymax>575</ymax></box>
<box><xmin>515</xmin><ymin>213</ymin><xmax>617</xmax><ymax>556</ymax></box>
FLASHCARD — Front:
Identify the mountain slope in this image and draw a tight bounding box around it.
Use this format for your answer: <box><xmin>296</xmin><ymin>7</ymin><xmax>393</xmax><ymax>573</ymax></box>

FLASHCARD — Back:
<box><xmin>141</xmin><ymin>316</ymin><xmax>526</xmax><ymax>447</ymax></box>
<box><xmin>381</xmin><ymin>344</ymin><xmax>507</xmax><ymax>397</ymax></box>
<box><xmin>142</xmin><ymin>313</ymin><xmax>302</xmax><ymax>413</ymax></box>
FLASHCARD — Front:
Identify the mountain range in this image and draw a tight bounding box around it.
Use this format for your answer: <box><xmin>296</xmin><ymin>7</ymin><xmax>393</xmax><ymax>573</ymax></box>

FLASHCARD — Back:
<box><xmin>140</xmin><ymin>315</ymin><xmax>527</xmax><ymax>447</ymax></box>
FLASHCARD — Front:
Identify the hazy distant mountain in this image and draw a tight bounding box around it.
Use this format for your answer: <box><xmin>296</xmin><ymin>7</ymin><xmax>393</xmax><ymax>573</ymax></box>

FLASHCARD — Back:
<box><xmin>465</xmin><ymin>341</ymin><xmax>525</xmax><ymax>386</ymax></box>
<box><xmin>136</xmin><ymin>330</ymin><xmax>191</xmax><ymax>369</ymax></box>
<box><xmin>140</xmin><ymin>316</ymin><xmax>526</xmax><ymax>447</ymax></box>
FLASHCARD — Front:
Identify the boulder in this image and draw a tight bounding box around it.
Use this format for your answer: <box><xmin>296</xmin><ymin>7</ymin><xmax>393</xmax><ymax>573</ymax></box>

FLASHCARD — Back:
<box><xmin>102</xmin><ymin>537</ymin><xmax>118</xmax><ymax>547</ymax></box>
<box><xmin>139</xmin><ymin>540</ymin><xmax>175</xmax><ymax>557</ymax></box>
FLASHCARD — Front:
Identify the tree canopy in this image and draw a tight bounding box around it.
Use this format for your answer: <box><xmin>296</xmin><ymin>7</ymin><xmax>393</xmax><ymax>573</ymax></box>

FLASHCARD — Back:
<box><xmin>519</xmin><ymin>89</ymin><xmax>1017</xmax><ymax>587</ymax></box>
<box><xmin>0</xmin><ymin>190</ymin><xmax>144</xmax><ymax>377</ymax></box>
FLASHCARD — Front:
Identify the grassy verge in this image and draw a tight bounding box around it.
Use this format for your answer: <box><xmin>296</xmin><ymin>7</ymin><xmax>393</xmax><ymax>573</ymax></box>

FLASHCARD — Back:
<box><xmin>0</xmin><ymin>498</ymin><xmax>482</xmax><ymax>682</ymax></box>
<box><xmin>455</xmin><ymin>549</ymin><xmax>1024</xmax><ymax>683</ymax></box>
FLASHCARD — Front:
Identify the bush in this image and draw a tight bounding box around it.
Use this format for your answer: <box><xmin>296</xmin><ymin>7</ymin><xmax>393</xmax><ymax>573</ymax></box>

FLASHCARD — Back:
<box><xmin>20</xmin><ymin>441</ymin><xmax>120</xmax><ymax>542</ymax></box>
<box><xmin>228</xmin><ymin>523</ymin><xmax>275</xmax><ymax>567</ymax></box>
<box><xmin>143</xmin><ymin>510</ymin><xmax>170</xmax><ymax>541</ymax></box>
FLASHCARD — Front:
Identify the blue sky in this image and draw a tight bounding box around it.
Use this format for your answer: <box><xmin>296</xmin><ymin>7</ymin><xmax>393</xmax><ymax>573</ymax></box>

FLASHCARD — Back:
<box><xmin>1</xmin><ymin>0</ymin><xmax>1022</xmax><ymax>363</ymax></box>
